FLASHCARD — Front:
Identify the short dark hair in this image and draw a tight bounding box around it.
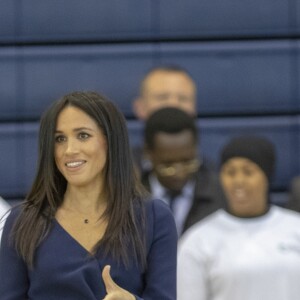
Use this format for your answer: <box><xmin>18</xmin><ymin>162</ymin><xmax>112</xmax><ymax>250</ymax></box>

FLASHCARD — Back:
<box><xmin>144</xmin><ymin>107</ymin><xmax>198</xmax><ymax>150</ymax></box>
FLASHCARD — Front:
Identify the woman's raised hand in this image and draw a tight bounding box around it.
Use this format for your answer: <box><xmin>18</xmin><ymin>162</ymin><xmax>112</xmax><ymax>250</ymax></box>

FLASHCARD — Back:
<box><xmin>102</xmin><ymin>265</ymin><xmax>136</xmax><ymax>300</ymax></box>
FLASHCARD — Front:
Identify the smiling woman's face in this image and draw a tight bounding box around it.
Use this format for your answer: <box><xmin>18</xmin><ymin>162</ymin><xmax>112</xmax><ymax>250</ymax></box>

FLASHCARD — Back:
<box><xmin>54</xmin><ymin>105</ymin><xmax>107</xmax><ymax>190</ymax></box>
<box><xmin>220</xmin><ymin>157</ymin><xmax>269</xmax><ymax>217</ymax></box>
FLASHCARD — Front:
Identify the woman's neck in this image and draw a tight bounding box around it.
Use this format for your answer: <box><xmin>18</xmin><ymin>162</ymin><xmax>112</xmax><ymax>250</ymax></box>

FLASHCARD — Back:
<box><xmin>63</xmin><ymin>185</ymin><xmax>107</xmax><ymax>215</ymax></box>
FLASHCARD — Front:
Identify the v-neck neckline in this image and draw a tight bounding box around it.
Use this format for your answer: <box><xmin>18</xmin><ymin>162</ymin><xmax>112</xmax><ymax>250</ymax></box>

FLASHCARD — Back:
<box><xmin>54</xmin><ymin>218</ymin><xmax>97</xmax><ymax>256</ymax></box>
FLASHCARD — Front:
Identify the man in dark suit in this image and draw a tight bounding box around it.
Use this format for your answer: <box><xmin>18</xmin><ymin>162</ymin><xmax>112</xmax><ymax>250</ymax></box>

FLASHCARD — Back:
<box><xmin>141</xmin><ymin>107</ymin><xmax>224</xmax><ymax>235</ymax></box>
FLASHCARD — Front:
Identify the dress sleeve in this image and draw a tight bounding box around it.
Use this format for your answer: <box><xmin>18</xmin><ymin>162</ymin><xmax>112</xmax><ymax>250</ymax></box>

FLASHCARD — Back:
<box><xmin>137</xmin><ymin>199</ymin><xmax>178</xmax><ymax>300</ymax></box>
<box><xmin>0</xmin><ymin>208</ymin><xmax>29</xmax><ymax>299</ymax></box>
<box><xmin>177</xmin><ymin>231</ymin><xmax>208</xmax><ymax>300</ymax></box>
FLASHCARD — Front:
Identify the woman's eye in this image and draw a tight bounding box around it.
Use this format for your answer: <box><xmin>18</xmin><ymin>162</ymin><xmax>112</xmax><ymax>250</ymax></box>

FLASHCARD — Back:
<box><xmin>55</xmin><ymin>135</ymin><xmax>66</xmax><ymax>143</ymax></box>
<box><xmin>78</xmin><ymin>132</ymin><xmax>90</xmax><ymax>140</ymax></box>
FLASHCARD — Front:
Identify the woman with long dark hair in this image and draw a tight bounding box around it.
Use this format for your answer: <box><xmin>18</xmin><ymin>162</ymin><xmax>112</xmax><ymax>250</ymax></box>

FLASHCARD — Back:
<box><xmin>0</xmin><ymin>91</ymin><xmax>177</xmax><ymax>300</ymax></box>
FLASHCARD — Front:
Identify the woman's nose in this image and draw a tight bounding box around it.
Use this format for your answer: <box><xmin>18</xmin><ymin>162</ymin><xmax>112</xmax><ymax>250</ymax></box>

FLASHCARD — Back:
<box><xmin>65</xmin><ymin>139</ymin><xmax>79</xmax><ymax>154</ymax></box>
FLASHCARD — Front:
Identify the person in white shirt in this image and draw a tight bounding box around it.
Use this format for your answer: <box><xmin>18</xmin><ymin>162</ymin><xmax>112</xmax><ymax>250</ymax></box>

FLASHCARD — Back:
<box><xmin>178</xmin><ymin>135</ymin><xmax>300</xmax><ymax>300</ymax></box>
<box><xmin>0</xmin><ymin>197</ymin><xmax>10</xmax><ymax>243</ymax></box>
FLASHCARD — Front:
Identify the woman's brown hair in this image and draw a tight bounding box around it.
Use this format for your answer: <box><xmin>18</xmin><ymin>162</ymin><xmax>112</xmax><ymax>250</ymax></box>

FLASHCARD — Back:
<box><xmin>12</xmin><ymin>91</ymin><xmax>147</xmax><ymax>268</ymax></box>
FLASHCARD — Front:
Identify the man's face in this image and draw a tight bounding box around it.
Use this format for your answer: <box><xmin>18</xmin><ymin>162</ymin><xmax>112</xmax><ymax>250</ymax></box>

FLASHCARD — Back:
<box><xmin>134</xmin><ymin>70</ymin><xmax>196</xmax><ymax>120</ymax></box>
<box><xmin>148</xmin><ymin>130</ymin><xmax>199</xmax><ymax>193</ymax></box>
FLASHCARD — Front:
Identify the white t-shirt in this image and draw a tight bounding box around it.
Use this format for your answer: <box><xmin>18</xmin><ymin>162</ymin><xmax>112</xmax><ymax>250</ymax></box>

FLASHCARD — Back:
<box><xmin>0</xmin><ymin>198</ymin><xmax>11</xmax><ymax>243</ymax></box>
<box><xmin>178</xmin><ymin>206</ymin><xmax>300</xmax><ymax>300</ymax></box>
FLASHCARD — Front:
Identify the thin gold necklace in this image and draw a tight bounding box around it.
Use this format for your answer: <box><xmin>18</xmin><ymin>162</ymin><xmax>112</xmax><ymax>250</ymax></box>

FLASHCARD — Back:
<box><xmin>61</xmin><ymin>197</ymin><xmax>106</xmax><ymax>224</ymax></box>
<box><xmin>61</xmin><ymin>207</ymin><xmax>99</xmax><ymax>225</ymax></box>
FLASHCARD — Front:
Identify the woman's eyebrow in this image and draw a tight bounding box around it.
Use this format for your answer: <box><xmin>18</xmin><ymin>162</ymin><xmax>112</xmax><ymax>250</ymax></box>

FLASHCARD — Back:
<box><xmin>55</xmin><ymin>127</ymin><xmax>94</xmax><ymax>133</ymax></box>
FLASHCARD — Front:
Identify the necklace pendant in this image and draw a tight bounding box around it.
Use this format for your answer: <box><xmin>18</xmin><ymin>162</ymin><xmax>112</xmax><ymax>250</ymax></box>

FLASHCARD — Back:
<box><xmin>84</xmin><ymin>219</ymin><xmax>89</xmax><ymax>224</ymax></box>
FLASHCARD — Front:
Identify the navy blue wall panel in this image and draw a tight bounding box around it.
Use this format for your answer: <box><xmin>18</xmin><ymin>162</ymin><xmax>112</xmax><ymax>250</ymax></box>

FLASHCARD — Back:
<box><xmin>158</xmin><ymin>0</ymin><xmax>296</xmax><ymax>38</ymax></box>
<box><xmin>159</xmin><ymin>41</ymin><xmax>298</xmax><ymax>115</ymax></box>
<box><xmin>0</xmin><ymin>44</ymin><xmax>156</xmax><ymax>120</ymax></box>
<box><xmin>296</xmin><ymin>0</ymin><xmax>300</xmax><ymax>32</ymax></box>
<box><xmin>296</xmin><ymin>41</ymin><xmax>300</xmax><ymax>111</ymax></box>
<box><xmin>127</xmin><ymin>116</ymin><xmax>300</xmax><ymax>191</ymax></box>
<box><xmin>15</xmin><ymin>0</ymin><xmax>153</xmax><ymax>42</ymax></box>
<box><xmin>0</xmin><ymin>48</ymin><xmax>19</xmax><ymax>118</ymax></box>
<box><xmin>1</xmin><ymin>0</ymin><xmax>299</xmax><ymax>42</ymax></box>
<box><xmin>297</xmin><ymin>116</ymin><xmax>300</xmax><ymax>174</ymax></box>
<box><xmin>0</xmin><ymin>123</ymin><xmax>38</xmax><ymax>199</ymax></box>
<box><xmin>127</xmin><ymin>120</ymin><xmax>144</xmax><ymax>149</ymax></box>
<box><xmin>0</xmin><ymin>41</ymin><xmax>299</xmax><ymax>120</ymax></box>
<box><xmin>0</xmin><ymin>1</ymin><xmax>16</xmax><ymax>41</ymax></box>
